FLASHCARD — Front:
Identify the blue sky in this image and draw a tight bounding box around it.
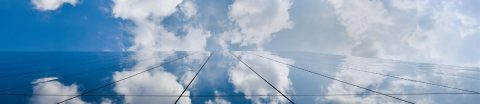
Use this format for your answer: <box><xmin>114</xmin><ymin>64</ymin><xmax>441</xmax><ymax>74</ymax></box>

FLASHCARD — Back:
<box><xmin>0</xmin><ymin>0</ymin><xmax>124</xmax><ymax>51</ymax></box>
<box><xmin>1</xmin><ymin>0</ymin><xmax>479</xmax><ymax>66</ymax></box>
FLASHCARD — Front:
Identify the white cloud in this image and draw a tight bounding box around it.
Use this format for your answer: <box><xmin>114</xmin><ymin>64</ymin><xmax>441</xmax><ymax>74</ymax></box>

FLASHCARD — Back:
<box><xmin>205</xmin><ymin>98</ymin><xmax>231</xmax><ymax>104</ymax></box>
<box><xmin>180</xmin><ymin>0</ymin><xmax>198</xmax><ymax>19</ymax></box>
<box><xmin>327</xmin><ymin>0</ymin><xmax>394</xmax><ymax>39</ymax></box>
<box><xmin>111</xmin><ymin>0</ymin><xmax>294</xmax><ymax>54</ymax></box>
<box><xmin>30</xmin><ymin>77</ymin><xmax>88</xmax><ymax>104</ymax></box>
<box><xmin>324</xmin><ymin>57</ymin><xmax>396</xmax><ymax>104</ymax></box>
<box><xmin>113</xmin><ymin>70</ymin><xmax>190</xmax><ymax>104</ymax></box>
<box><xmin>391</xmin><ymin>0</ymin><xmax>429</xmax><ymax>11</ymax></box>
<box><xmin>100</xmin><ymin>98</ymin><xmax>113</xmax><ymax>104</ymax></box>
<box><xmin>322</xmin><ymin>55</ymin><xmax>480</xmax><ymax>103</ymax></box>
<box><xmin>111</xmin><ymin>0</ymin><xmax>212</xmax><ymax>104</ymax></box>
<box><xmin>229</xmin><ymin>52</ymin><xmax>292</xmax><ymax>104</ymax></box>
<box><xmin>128</xmin><ymin>25</ymin><xmax>211</xmax><ymax>52</ymax></box>
<box><xmin>221</xmin><ymin>0</ymin><xmax>294</xmax><ymax>50</ymax></box>
<box><xmin>112</xmin><ymin>0</ymin><xmax>182</xmax><ymax>21</ymax></box>
<box><xmin>322</xmin><ymin>0</ymin><xmax>480</xmax><ymax>66</ymax></box>
<box><xmin>110</xmin><ymin>52</ymin><xmax>205</xmax><ymax>104</ymax></box>
<box><xmin>112</xmin><ymin>0</ymin><xmax>210</xmax><ymax>56</ymax></box>
<box><xmin>31</xmin><ymin>0</ymin><xmax>77</xmax><ymax>11</ymax></box>
<box><xmin>179</xmin><ymin>69</ymin><xmax>196</xmax><ymax>86</ymax></box>
<box><xmin>204</xmin><ymin>91</ymin><xmax>231</xmax><ymax>104</ymax></box>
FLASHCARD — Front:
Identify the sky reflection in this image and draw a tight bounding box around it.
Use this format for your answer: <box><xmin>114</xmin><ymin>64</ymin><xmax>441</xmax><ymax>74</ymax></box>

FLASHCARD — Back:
<box><xmin>0</xmin><ymin>52</ymin><xmax>479</xmax><ymax>104</ymax></box>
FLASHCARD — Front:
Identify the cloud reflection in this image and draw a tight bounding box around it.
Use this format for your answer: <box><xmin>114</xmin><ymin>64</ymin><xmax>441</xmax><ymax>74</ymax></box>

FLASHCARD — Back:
<box><xmin>30</xmin><ymin>77</ymin><xmax>88</xmax><ymax>104</ymax></box>
<box><xmin>228</xmin><ymin>52</ymin><xmax>293</xmax><ymax>104</ymax></box>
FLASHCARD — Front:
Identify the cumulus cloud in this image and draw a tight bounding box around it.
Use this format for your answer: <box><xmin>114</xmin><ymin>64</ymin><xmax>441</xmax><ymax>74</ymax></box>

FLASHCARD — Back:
<box><xmin>112</xmin><ymin>0</ymin><xmax>182</xmax><ymax>22</ymax></box>
<box><xmin>111</xmin><ymin>52</ymin><xmax>206</xmax><ymax>104</ymax></box>
<box><xmin>30</xmin><ymin>77</ymin><xmax>88</xmax><ymax>104</ymax></box>
<box><xmin>112</xmin><ymin>0</ymin><xmax>210</xmax><ymax>56</ymax></box>
<box><xmin>113</xmin><ymin>70</ymin><xmax>190</xmax><ymax>104</ymax></box>
<box><xmin>221</xmin><ymin>0</ymin><xmax>294</xmax><ymax>50</ymax></box>
<box><xmin>322</xmin><ymin>0</ymin><xmax>480</xmax><ymax>66</ymax></box>
<box><xmin>110</xmin><ymin>0</ymin><xmax>212</xmax><ymax>103</ymax></box>
<box><xmin>229</xmin><ymin>52</ymin><xmax>292</xmax><ymax>104</ymax></box>
<box><xmin>31</xmin><ymin>0</ymin><xmax>78</xmax><ymax>11</ymax></box>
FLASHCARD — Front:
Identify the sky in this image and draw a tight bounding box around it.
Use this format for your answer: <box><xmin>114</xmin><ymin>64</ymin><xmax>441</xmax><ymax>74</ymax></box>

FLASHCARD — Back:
<box><xmin>1</xmin><ymin>0</ymin><xmax>479</xmax><ymax>66</ymax></box>
<box><xmin>1</xmin><ymin>0</ymin><xmax>480</xmax><ymax>104</ymax></box>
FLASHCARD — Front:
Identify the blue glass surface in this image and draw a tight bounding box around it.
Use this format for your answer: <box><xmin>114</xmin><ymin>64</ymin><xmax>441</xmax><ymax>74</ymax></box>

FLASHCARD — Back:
<box><xmin>0</xmin><ymin>52</ymin><xmax>479</xmax><ymax>104</ymax></box>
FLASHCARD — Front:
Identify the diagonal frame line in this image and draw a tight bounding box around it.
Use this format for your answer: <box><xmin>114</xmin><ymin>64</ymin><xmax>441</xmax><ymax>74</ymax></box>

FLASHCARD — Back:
<box><xmin>56</xmin><ymin>53</ymin><xmax>196</xmax><ymax>104</ymax></box>
<box><xmin>347</xmin><ymin>62</ymin><xmax>480</xmax><ymax>81</ymax></box>
<box><xmin>230</xmin><ymin>52</ymin><xmax>295</xmax><ymax>104</ymax></box>
<box><xmin>248</xmin><ymin>53</ymin><xmax>480</xmax><ymax>94</ymax></box>
<box><xmin>174</xmin><ymin>52</ymin><xmax>214</xmax><ymax>104</ymax></box>
<box><xmin>347</xmin><ymin>68</ymin><xmax>480</xmax><ymax>94</ymax></box>
<box><xmin>247</xmin><ymin>52</ymin><xmax>415</xmax><ymax>104</ymax></box>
